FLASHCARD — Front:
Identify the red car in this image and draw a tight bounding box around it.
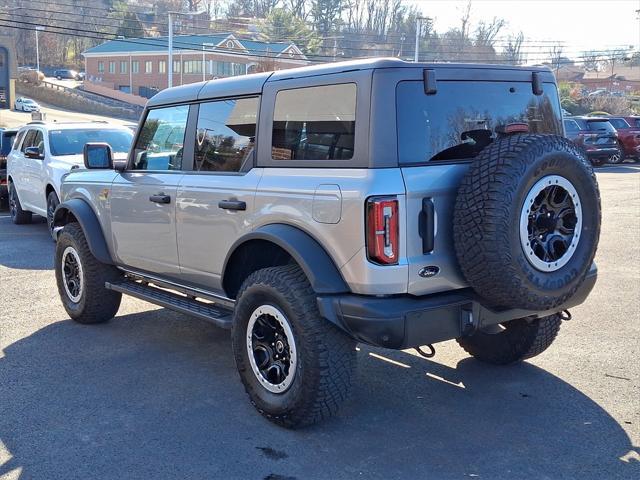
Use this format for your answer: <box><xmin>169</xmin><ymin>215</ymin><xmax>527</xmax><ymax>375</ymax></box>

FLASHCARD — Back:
<box><xmin>563</xmin><ymin>117</ymin><xmax>619</xmax><ymax>166</ymax></box>
<box><xmin>607</xmin><ymin>116</ymin><xmax>640</xmax><ymax>163</ymax></box>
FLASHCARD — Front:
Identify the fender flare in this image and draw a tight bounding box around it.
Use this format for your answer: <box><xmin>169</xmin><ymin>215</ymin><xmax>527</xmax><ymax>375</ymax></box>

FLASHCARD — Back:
<box><xmin>222</xmin><ymin>224</ymin><xmax>350</xmax><ymax>295</ymax></box>
<box><xmin>53</xmin><ymin>198</ymin><xmax>114</xmax><ymax>265</ymax></box>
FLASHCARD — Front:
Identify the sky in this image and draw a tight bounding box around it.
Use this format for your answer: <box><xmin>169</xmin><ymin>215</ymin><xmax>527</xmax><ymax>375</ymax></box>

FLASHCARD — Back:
<box><xmin>409</xmin><ymin>0</ymin><xmax>640</xmax><ymax>62</ymax></box>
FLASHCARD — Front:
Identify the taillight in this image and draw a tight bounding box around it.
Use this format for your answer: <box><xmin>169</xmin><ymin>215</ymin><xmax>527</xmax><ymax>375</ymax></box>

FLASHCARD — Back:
<box><xmin>366</xmin><ymin>196</ymin><xmax>399</xmax><ymax>265</ymax></box>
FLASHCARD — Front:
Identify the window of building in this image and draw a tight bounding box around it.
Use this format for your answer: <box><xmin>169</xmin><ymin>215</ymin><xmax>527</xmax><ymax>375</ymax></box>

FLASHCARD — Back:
<box><xmin>213</xmin><ymin>61</ymin><xmax>232</xmax><ymax>77</ymax></box>
<box><xmin>131</xmin><ymin>61</ymin><xmax>139</xmax><ymax>74</ymax></box>
<box><xmin>272</xmin><ymin>83</ymin><xmax>356</xmax><ymax>161</ymax></box>
<box><xmin>145</xmin><ymin>60</ymin><xmax>153</xmax><ymax>74</ymax></box>
<box><xmin>172</xmin><ymin>60</ymin><xmax>181</xmax><ymax>73</ymax></box>
<box><xmin>194</xmin><ymin>97</ymin><xmax>259</xmax><ymax>173</ymax></box>
<box><xmin>183</xmin><ymin>60</ymin><xmax>203</xmax><ymax>74</ymax></box>
<box><xmin>159</xmin><ymin>60</ymin><xmax>166</xmax><ymax>74</ymax></box>
<box><xmin>233</xmin><ymin>63</ymin><xmax>247</xmax><ymax>76</ymax></box>
<box><xmin>120</xmin><ymin>61</ymin><xmax>127</xmax><ymax>74</ymax></box>
<box><xmin>109</xmin><ymin>61</ymin><xmax>116</xmax><ymax>74</ymax></box>
<box><xmin>98</xmin><ymin>61</ymin><xmax>104</xmax><ymax>73</ymax></box>
<box><xmin>133</xmin><ymin>105</ymin><xmax>189</xmax><ymax>171</ymax></box>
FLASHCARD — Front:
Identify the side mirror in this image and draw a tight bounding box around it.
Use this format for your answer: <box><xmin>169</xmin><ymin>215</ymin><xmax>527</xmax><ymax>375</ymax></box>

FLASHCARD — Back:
<box><xmin>25</xmin><ymin>146</ymin><xmax>43</xmax><ymax>159</ymax></box>
<box><xmin>84</xmin><ymin>142</ymin><xmax>113</xmax><ymax>169</ymax></box>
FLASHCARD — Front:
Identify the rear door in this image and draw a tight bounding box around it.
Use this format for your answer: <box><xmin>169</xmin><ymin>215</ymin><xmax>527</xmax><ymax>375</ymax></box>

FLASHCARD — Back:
<box><xmin>397</xmin><ymin>78</ymin><xmax>563</xmax><ymax>296</ymax></box>
<box><xmin>110</xmin><ymin>104</ymin><xmax>190</xmax><ymax>276</ymax></box>
<box><xmin>176</xmin><ymin>96</ymin><xmax>262</xmax><ymax>292</ymax></box>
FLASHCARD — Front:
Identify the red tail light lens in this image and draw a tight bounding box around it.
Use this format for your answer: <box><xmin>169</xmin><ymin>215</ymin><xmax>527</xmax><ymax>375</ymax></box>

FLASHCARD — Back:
<box><xmin>366</xmin><ymin>196</ymin><xmax>399</xmax><ymax>265</ymax></box>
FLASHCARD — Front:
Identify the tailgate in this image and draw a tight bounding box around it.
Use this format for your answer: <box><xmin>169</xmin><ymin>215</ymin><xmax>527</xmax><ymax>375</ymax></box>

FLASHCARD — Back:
<box><xmin>401</xmin><ymin>164</ymin><xmax>469</xmax><ymax>295</ymax></box>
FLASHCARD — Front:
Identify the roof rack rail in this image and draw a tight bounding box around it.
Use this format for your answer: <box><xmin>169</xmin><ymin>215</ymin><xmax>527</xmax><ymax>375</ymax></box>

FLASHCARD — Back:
<box><xmin>27</xmin><ymin>121</ymin><xmax>46</xmax><ymax>125</ymax></box>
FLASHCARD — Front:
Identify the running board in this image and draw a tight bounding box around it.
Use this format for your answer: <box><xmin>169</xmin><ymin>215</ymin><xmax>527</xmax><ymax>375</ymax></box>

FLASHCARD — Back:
<box><xmin>105</xmin><ymin>279</ymin><xmax>233</xmax><ymax>329</ymax></box>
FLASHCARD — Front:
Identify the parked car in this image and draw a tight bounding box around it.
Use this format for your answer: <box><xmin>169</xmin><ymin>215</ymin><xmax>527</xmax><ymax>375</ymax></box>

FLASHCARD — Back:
<box><xmin>50</xmin><ymin>59</ymin><xmax>600</xmax><ymax>428</ymax></box>
<box><xmin>7</xmin><ymin>122</ymin><xmax>133</xmax><ymax>235</ymax></box>
<box><xmin>14</xmin><ymin>97</ymin><xmax>41</xmax><ymax>112</ymax></box>
<box><xmin>53</xmin><ymin>69</ymin><xmax>81</xmax><ymax>80</ymax></box>
<box><xmin>606</xmin><ymin>116</ymin><xmax>640</xmax><ymax>162</ymax></box>
<box><xmin>0</xmin><ymin>128</ymin><xmax>19</xmax><ymax>205</ymax></box>
<box><xmin>563</xmin><ymin>116</ymin><xmax>620</xmax><ymax>165</ymax></box>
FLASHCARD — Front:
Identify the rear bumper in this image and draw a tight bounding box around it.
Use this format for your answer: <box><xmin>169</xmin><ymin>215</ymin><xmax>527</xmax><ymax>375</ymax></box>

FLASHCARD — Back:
<box><xmin>0</xmin><ymin>169</ymin><xmax>7</xmax><ymax>199</ymax></box>
<box><xmin>584</xmin><ymin>147</ymin><xmax>618</xmax><ymax>159</ymax></box>
<box><xmin>318</xmin><ymin>263</ymin><xmax>597</xmax><ymax>350</ymax></box>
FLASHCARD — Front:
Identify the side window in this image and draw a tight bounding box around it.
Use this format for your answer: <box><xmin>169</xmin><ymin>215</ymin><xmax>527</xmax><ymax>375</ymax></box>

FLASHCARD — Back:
<box><xmin>132</xmin><ymin>105</ymin><xmax>189</xmax><ymax>171</ymax></box>
<box><xmin>194</xmin><ymin>97</ymin><xmax>258</xmax><ymax>173</ymax></box>
<box><xmin>13</xmin><ymin>130</ymin><xmax>26</xmax><ymax>150</ymax></box>
<box><xmin>564</xmin><ymin>120</ymin><xmax>580</xmax><ymax>133</ymax></box>
<box><xmin>20</xmin><ymin>130</ymin><xmax>36</xmax><ymax>152</ymax></box>
<box><xmin>32</xmin><ymin>130</ymin><xmax>44</xmax><ymax>154</ymax></box>
<box><xmin>272</xmin><ymin>83</ymin><xmax>356</xmax><ymax>161</ymax></box>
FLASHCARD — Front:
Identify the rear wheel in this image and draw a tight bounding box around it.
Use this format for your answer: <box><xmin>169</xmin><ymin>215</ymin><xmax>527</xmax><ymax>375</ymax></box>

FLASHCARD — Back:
<box><xmin>55</xmin><ymin>223</ymin><xmax>122</xmax><ymax>324</ymax></box>
<box><xmin>8</xmin><ymin>182</ymin><xmax>32</xmax><ymax>225</ymax></box>
<box><xmin>232</xmin><ymin>264</ymin><xmax>356</xmax><ymax>428</ymax></box>
<box><xmin>457</xmin><ymin>314</ymin><xmax>562</xmax><ymax>365</ymax></box>
<box><xmin>607</xmin><ymin>146</ymin><xmax>623</xmax><ymax>164</ymax></box>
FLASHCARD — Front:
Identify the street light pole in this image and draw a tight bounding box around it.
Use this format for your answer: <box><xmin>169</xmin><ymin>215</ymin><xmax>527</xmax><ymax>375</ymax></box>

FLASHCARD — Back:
<box><xmin>168</xmin><ymin>12</ymin><xmax>173</xmax><ymax>88</ymax></box>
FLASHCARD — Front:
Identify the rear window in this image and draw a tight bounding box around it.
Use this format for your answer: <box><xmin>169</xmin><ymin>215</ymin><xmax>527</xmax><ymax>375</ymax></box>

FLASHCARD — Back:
<box><xmin>607</xmin><ymin>118</ymin><xmax>630</xmax><ymax>130</ymax></box>
<box><xmin>586</xmin><ymin>120</ymin><xmax>615</xmax><ymax>133</ymax></box>
<box><xmin>564</xmin><ymin>119</ymin><xmax>580</xmax><ymax>133</ymax></box>
<box><xmin>1</xmin><ymin>131</ymin><xmax>17</xmax><ymax>156</ymax></box>
<box><xmin>49</xmin><ymin>129</ymin><xmax>133</xmax><ymax>156</ymax></box>
<box><xmin>397</xmin><ymin>81</ymin><xmax>562</xmax><ymax>164</ymax></box>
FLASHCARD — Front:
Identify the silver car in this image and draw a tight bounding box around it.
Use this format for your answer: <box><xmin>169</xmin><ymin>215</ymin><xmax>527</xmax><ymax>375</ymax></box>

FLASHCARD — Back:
<box><xmin>52</xmin><ymin>58</ymin><xmax>601</xmax><ymax>428</ymax></box>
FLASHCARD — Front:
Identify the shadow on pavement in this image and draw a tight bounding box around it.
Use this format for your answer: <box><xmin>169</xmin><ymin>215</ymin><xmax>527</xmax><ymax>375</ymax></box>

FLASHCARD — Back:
<box><xmin>596</xmin><ymin>164</ymin><xmax>640</xmax><ymax>174</ymax></box>
<box><xmin>0</xmin><ymin>216</ymin><xmax>53</xmax><ymax>270</ymax></box>
<box><xmin>0</xmin><ymin>309</ymin><xmax>637</xmax><ymax>479</ymax></box>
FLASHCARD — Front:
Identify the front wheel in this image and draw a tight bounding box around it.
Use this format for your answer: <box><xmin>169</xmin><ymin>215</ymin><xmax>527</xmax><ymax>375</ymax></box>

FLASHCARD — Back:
<box><xmin>456</xmin><ymin>314</ymin><xmax>562</xmax><ymax>365</ymax></box>
<box><xmin>46</xmin><ymin>191</ymin><xmax>59</xmax><ymax>240</ymax></box>
<box><xmin>607</xmin><ymin>147</ymin><xmax>624</xmax><ymax>164</ymax></box>
<box><xmin>55</xmin><ymin>223</ymin><xmax>122</xmax><ymax>324</ymax></box>
<box><xmin>232</xmin><ymin>265</ymin><xmax>356</xmax><ymax>428</ymax></box>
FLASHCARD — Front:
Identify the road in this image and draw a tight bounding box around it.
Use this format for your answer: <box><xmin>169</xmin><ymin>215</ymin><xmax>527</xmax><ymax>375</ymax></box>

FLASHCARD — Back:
<box><xmin>0</xmin><ymin>103</ymin><xmax>133</xmax><ymax>129</ymax></box>
<box><xmin>0</xmin><ymin>166</ymin><xmax>638</xmax><ymax>479</ymax></box>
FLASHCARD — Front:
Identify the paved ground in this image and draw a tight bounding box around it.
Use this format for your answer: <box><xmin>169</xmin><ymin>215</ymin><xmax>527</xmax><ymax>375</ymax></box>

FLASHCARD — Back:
<box><xmin>0</xmin><ymin>103</ymin><xmax>132</xmax><ymax>129</ymax></box>
<box><xmin>0</xmin><ymin>166</ymin><xmax>638</xmax><ymax>480</ymax></box>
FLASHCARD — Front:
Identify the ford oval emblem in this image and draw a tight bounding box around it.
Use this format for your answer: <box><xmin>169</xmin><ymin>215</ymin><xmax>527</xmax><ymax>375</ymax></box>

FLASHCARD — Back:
<box><xmin>418</xmin><ymin>266</ymin><xmax>440</xmax><ymax>278</ymax></box>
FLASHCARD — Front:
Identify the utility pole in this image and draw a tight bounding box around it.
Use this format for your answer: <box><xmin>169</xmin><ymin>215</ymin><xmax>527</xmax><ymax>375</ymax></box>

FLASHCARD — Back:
<box><xmin>168</xmin><ymin>12</ymin><xmax>174</xmax><ymax>88</ymax></box>
<box><xmin>35</xmin><ymin>26</ymin><xmax>44</xmax><ymax>73</ymax></box>
<box><xmin>414</xmin><ymin>17</ymin><xmax>427</xmax><ymax>62</ymax></box>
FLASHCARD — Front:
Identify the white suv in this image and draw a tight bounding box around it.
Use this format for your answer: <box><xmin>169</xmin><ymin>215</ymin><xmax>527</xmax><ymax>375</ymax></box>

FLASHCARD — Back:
<box><xmin>7</xmin><ymin>121</ymin><xmax>133</xmax><ymax>236</ymax></box>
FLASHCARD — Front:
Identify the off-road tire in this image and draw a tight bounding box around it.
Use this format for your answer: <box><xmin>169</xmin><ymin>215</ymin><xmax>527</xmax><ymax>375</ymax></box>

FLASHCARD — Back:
<box><xmin>457</xmin><ymin>314</ymin><xmax>562</xmax><ymax>365</ymax></box>
<box><xmin>453</xmin><ymin>134</ymin><xmax>601</xmax><ymax>310</ymax></box>
<box><xmin>8</xmin><ymin>182</ymin><xmax>32</xmax><ymax>224</ymax></box>
<box><xmin>46</xmin><ymin>191</ymin><xmax>59</xmax><ymax>240</ymax></box>
<box><xmin>232</xmin><ymin>264</ymin><xmax>356</xmax><ymax>429</ymax></box>
<box><xmin>55</xmin><ymin>222</ymin><xmax>122</xmax><ymax>324</ymax></box>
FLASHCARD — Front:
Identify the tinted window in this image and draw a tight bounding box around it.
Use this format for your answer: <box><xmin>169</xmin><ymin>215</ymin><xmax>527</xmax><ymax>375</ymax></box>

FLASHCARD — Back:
<box><xmin>1</xmin><ymin>131</ymin><xmax>17</xmax><ymax>156</ymax></box>
<box><xmin>272</xmin><ymin>83</ymin><xmax>356</xmax><ymax>161</ymax></box>
<box><xmin>397</xmin><ymin>81</ymin><xmax>562</xmax><ymax>164</ymax></box>
<box><xmin>133</xmin><ymin>105</ymin><xmax>189</xmax><ymax>171</ymax></box>
<box><xmin>195</xmin><ymin>97</ymin><xmax>258</xmax><ymax>173</ymax></box>
<box><xmin>564</xmin><ymin>119</ymin><xmax>580</xmax><ymax>133</ymax></box>
<box><xmin>13</xmin><ymin>131</ymin><xmax>25</xmax><ymax>150</ymax></box>
<box><xmin>586</xmin><ymin>120</ymin><xmax>615</xmax><ymax>133</ymax></box>
<box><xmin>608</xmin><ymin>118</ymin><xmax>630</xmax><ymax>129</ymax></box>
<box><xmin>20</xmin><ymin>130</ymin><xmax>36</xmax><ymax>152</ymax></box>
<box><xmin>49</xmin><ymin>129</ymin><xmax>132</xmax><ymax>156</ymax></box>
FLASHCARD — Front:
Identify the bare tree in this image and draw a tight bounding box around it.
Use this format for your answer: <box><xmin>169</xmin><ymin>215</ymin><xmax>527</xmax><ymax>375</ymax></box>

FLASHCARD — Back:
<box><xmin>582</xmin><ymin>50</ymin><xmax>600</xmax><ymax>72</ymax></box>
<box><xmin>548</xmin><ymin>44</ymin><xmax>564</xmax><ymax>74</ymax></box>
<box><xmin>502</xmin><ymin>31</ymin><xmax>524</xmax><ymax>65</ymax></box>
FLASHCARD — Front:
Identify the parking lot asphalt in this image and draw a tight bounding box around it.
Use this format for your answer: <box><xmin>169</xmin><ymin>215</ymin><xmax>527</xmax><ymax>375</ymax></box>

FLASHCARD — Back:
<box><xmin>0</xmin><ymin>166</ymin><xmax>638</xmax><ymax>480</ymax></box>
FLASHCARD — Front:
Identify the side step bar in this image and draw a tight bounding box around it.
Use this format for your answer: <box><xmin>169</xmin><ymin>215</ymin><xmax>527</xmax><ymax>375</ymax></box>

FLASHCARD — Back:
<box><xmin>106</xmin><ymin>279</ymin><xmax>233</xmax><ymax>329</ymax></box>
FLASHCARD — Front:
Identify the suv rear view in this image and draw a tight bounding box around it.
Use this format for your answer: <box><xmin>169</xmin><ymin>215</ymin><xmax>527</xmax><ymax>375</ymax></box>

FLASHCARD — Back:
<box><xmin>564</xmin><ymin>116</ymin><xmax>619</xmax><ymax>165</ymax></box>
<box><xmin>52</xmin><ymin>59</ymin><xmax>600</xmax><ymax>428</ymax></box>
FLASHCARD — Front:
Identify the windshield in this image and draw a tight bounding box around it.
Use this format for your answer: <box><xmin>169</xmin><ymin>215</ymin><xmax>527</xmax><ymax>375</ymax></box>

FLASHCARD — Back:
<box><xmin>49</xmin><ymin>129</ymin><xmax>133</xmax><ymax>156</ymax></box>
<box><xmin>396</xmin><ymin>80</ymin><xmax>562</xmax><ymax>164</ymax></box>
<box><xmin>23</xmin><ymin>99</ymin><xmax>36</xmax><ymax>104</ymax></box>
<box><xmin>586</xmin><ymin>120</ymin><xmax>615</xmax><ymax>133</ymax></box>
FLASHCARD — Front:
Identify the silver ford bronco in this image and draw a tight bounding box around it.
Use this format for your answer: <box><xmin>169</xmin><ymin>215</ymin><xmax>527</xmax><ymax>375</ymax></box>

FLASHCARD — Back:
<box><xmin>53</xmin><ymin>58</ymin><xmax>600</xmax><ymax>428</ymax></box>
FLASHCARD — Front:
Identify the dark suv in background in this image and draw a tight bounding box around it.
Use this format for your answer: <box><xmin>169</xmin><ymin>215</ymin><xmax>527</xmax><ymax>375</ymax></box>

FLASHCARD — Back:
<box><xmin>564</xmin><ymin>116</ymin><xmax>619</xmax><ymax>166</ymax></box>
<box><xmin>0</xmin><ymin>128</ymin><xmax>19</xmax><ymax>205</ymax></box>
<box><xmin>607</xmin><ymin>116</ymin><xmax>640</xmax><ymax>162</ymax></box>
<box><xmin>53</xmin><ymin>69</ymin><xmax>81</xmax><ymax>80</ymax></box>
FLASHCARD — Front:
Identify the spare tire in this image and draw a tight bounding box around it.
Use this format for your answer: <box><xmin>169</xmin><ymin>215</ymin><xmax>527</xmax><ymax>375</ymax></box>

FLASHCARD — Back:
<box><xmin>453</xmin><ymin>134</ymin><xmax>601</xmax><ymax>310</ymax></box>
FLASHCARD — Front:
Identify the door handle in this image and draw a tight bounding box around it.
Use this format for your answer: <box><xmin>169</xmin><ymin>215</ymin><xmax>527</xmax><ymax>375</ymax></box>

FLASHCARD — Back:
<box><xmin>218</xmin><ymin>200</ymin><xmax>246</xmax><ymax>211</ymax></box>
<box><xmin>149</xmin><ymin>194</ymin><xmax>171</xmax><ymax>204</ymax></box>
